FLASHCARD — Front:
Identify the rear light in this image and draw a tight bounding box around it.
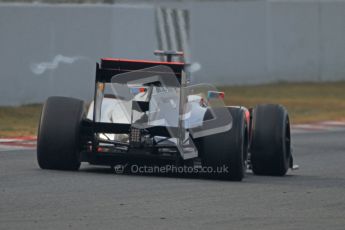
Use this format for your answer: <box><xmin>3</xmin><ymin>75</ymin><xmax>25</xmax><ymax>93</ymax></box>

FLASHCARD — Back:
<box><xmin>130</xmin><ymin>128</ymin><xmax>142</xmax><ymax>148</ymax></box>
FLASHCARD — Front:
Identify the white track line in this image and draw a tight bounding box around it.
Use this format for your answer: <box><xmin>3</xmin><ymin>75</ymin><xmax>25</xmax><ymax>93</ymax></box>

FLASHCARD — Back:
<box><xmin>292</xmin><ymin>121</ymin><xmax>345</xmax><ymax>133</ymax></box>
<box><xmin>0</xmin><ymin>137</ymin><xmax>37</xmax><ymax>151</ymax></box>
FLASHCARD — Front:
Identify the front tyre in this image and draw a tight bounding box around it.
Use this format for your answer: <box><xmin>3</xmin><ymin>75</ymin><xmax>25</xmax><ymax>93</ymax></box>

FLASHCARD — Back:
<box><xmin>250</xmin><ymin>104</ymin><xmax>291</xmax><ymax>176</ymax></box>
<box><xmin>37</xmin><ymin>96</ymin><xmax>85</xmax><ymax>170</ymax></box>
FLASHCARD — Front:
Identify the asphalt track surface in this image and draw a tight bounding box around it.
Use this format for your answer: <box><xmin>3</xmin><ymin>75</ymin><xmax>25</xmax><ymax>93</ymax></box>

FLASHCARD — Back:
<box><xmin>1</xmin><ymin>131</ymin><xmax>344</xmax><ymax>230</ymax></box>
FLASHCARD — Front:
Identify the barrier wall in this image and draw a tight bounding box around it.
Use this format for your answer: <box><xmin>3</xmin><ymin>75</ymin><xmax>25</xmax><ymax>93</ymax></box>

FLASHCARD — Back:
<box><xmin>189</xmin><ymin>0</ymin><xmax>345</xmax><ymax>84</ymax></box>
<box><xmin>1</xmin><ymin>1</ymin><xmax>345</xmax><ymax>105</ymax></box>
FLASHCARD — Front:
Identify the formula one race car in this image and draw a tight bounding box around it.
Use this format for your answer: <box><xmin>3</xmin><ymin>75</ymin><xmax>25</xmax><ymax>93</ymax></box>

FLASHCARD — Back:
<box><xmin>37</xmin><ymin>51</ymin><xmax>296</xmax><ymax>181</ymax></box>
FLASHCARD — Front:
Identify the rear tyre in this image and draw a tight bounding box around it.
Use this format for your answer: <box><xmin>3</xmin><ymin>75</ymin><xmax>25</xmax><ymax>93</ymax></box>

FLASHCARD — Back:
<box><xmin>196</xmin><ymin>107</ymin><xmax>248</xmax><ymax>181</ymax></box>
<box><xmin>37</xmin><ymin>96</ymin><xmax>85</xmax><ymax>170</ymax></box>
<box><xmin>250</xmin><ymin>104</ymin><xmax>291</xmax><ymax>176</ymax></box>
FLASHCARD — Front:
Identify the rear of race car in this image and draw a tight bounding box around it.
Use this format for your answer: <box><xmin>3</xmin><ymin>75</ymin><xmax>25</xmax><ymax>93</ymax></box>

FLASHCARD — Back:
<box><xmin>37</xmin><ymin>51</ymin><xmax>296</xmax><ymax>181</ymax></box>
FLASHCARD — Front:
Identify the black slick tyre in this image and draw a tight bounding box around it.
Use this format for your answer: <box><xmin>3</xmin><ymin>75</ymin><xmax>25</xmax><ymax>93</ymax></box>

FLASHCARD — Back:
<box><xmin>250</xmin><ymin>104</ymin><xmax>291</xmax><ymax>176</ymax></box>
<box><xmin>197</xmin><ymin>107</ymin><xmax>248</xmax><ymax>181</ymax></box>
<box><xmin>37</xmin><ymin>96</ymin><xmax>84</xmax><ymax>170</ymax></box>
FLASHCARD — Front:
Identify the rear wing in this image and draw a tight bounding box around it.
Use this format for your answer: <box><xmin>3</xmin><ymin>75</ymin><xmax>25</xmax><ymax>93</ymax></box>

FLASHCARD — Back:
<box><xmin>95</xmin><ymin>58</ymin><xmax>185</xmax><ymax>83</ymax></box>
<box><xmin>87</xmin><ymin>56</ymin><xmax>232</xmax><ymax>159</ymax></box>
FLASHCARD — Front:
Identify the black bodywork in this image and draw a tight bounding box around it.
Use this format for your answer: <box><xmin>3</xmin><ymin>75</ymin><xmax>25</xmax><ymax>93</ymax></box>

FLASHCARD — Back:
<box><xmin>79</xmin><ymin>58</ymin><xmax>187</xmax><ymax>166</ymax></box>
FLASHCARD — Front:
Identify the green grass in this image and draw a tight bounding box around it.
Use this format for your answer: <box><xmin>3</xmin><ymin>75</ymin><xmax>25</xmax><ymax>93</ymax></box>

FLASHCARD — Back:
<box><xmin>219</xmin><ymin>81</ymin><xmax>345</xmax><ymax>124</ymax></box>
<box><xmin>0</xmin><ymin>104</ymin><xmax>42</xmax><ymax>138</ymax></box>
<box><xmin>0</xmin><ymin>81</ymin><xmax>344</xmax><ymax>138</ymax></box>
